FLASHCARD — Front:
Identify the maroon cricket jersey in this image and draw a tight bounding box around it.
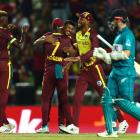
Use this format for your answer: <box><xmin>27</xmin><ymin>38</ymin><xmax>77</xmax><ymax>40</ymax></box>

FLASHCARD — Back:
<box><xmin>0</xmin><ymin>27</ymin><xmax>13</xmax><ymax>62</ymax></box>
<box><xmin>43</xmin><ymin>32</ymin><xmax>71</xmax><ymax>68</ymax></box>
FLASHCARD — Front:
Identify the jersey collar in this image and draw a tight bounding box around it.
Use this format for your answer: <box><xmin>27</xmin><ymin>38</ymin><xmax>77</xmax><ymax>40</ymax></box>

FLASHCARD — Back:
<box><xmin>118</xmin><ymin>26</ymin><xmax>128</xmax><ymax>34</ymax></box>
<box><xmin>80</xmin><ymin>28</ymin><xmax>91</xmax><ymax>36</ymax></box>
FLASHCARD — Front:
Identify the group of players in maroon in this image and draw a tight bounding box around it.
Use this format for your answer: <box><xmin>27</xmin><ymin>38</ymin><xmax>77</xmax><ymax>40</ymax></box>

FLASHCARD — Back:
<box><xmin>0</xmin><ymin>10</ymin><xmax>128</xmax><ymax>134</ymax></box>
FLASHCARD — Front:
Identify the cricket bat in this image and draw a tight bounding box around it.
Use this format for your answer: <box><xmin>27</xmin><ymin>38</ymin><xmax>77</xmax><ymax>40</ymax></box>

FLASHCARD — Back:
<box><xmin>97</xmin><ymin>34</ymin><xmax>140</xmax><ymax>76</ymax></box>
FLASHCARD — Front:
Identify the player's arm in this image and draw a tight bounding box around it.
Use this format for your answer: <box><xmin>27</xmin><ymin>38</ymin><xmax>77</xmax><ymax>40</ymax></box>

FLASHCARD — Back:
<box><xmin>8</xmin><ymin>25</ymin><xmax>29</xmax><ymax>49</ymax></box>
<box><xmin>63</xmin><ymin>39</ymin><xmax>79</xmax><ymax>62</ymax></box>
<box><xmin>63</xmin><ymin>43</ymin><xmax>80</xmax><ymax>62</ymax></box>
<box><xmin>110</xmin><ymin>34</ymin><xmax>132</xmax><ymax>61</ymax></box>
<box><xmin>33</xmin><ymin>34</ymin><xmax>58</xmax><ymax>46</ymax></box>
<box><xmin>33</xmin><ymin>35</ymin><xmax>47</xmax><ymax>46</ymax></box>
<box><xmin>62</xmin><ymin>61</ymin><xmax>73</xmax><ymax>73</ymax></box>
<box><xmin>110</xmin><ymin>50</ymin><xmax>129</xmax><ymax>61</ymax></box>
<box><xmin>93</xmin><ymin>47</ymin><xmax>129</xmax><ymax>63</ymax></box>
<box><xmin>63</xmin><ymin>31</ymin><xmax>98</xmax><ymax>62</ymax></box>
<box><xmin>63</xmin><ymin>32</ymin><xmax>98</xmax><ymax>62</ymax></box>
<box><xmin>93</xmin><ymin>47</ymin><xmax>112</xmax><ymax>64</ymax></box>
<box><xmin>124</xmin><ymin>50</ymin><xmax>130</xmax><ymax>57</ymax></box>
<box><xmin>62</xmin><ymin>33</ymin><xmax>79</xmax><ymax>57</ymax></box>
<box><xmin>63</xmin><ymin>43</ymin><xmax>78</xmax><ymax>57</ymax></box>
<box><xmin>80</xmin><ymin>49</ymin><xmax>93</xmax><ymax>61</ymax></box>
<box><xmin>19</xmin><ymin>25</ymin><xmax>29</xmax><ymax>48</ymax></box>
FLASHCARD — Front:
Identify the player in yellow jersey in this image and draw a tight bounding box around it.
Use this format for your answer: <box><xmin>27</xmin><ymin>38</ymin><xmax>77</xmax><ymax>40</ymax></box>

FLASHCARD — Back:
<box><xmin>60</xmin><ymin>12</ymin><xmax>128</xmax><ymax>134</ymax></box>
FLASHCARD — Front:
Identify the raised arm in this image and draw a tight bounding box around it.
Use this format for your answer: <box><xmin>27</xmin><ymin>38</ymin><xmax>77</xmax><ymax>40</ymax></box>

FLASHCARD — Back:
<box><xmin>33</xmin><ymin>35</ymin><xmax>47</xmax><ymax>46</ymax></box>
<box><xmin>34</xmin><ymin>34</ymin><xmax>58</xmax><ymax>46</ymax></box>
<box><xmin>8</xmin><ymin>24</ymin><xmax>29</xmax><ymax>49</ymax></box>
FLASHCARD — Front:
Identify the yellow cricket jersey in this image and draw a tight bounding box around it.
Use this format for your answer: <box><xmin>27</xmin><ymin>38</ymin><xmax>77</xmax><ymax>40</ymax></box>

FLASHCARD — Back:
<box><xmin>76</xmin><ymin>28</ymin><xmax>96</xmax><ymax>67</ymax></box>
<box><xmin>76</xmin><ymin>29</ymin><xmax>91</xmax><ymax>55</ymax></box>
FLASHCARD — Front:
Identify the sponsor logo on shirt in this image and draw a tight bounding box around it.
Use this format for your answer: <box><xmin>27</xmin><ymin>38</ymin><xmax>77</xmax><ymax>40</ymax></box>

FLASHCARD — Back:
<box><xmin>121</xmin><ymin>77</ymin><xmax>128</xmax><ymax>84</ymax></box>
<box><xmin>113</xmin><ymin>44</ymin><xmax>123</xmax><ymax>51</ymax></box>
<box><xmin>125</xmin><ymin>39</ymin><xmax>131</xmax><ymax>46</ymax></box>
<box><xmin>97</xmin><ymin>80</ymin><xmax>102</xmax><ymax>86</ymax></box>
<box><xmin>84</xmin><ymin>35</ymin><xmax>89</xmax><ymax>38</ymax></box>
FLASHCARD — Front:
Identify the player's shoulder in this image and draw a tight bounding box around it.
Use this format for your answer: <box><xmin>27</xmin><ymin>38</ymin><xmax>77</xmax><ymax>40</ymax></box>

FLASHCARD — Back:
<box><xmin>43</xmin><ymin>32</ymin><xmax>52</xmax><ymax>36</ymax></box>
<box><xmin>0</xmin><ymin>27</ymin><xmax>9</xmax><ymax>33</ymax></box>
<box><xmin>123</xmin><ymin>27</ymin><xmax>134</xmax><ymax>38</ymax></box>
<box><xmin>0</xmin><ymin>27</ymin><xmax>12</xmax><ymax>38</ymax></box>
<box><xmin>52</xmin><ymin>32</ymin><xmax>64</xmax><ymax>38</ymax></box>
<box><xmin>88</xmin><ymin>28</ymin><xmax>98</xmax><ymax>40</ymax></box>
<box><xmin>76</xmin><ymin>30</ymin><xmax>81</xmax><ymax>35</ymax></box>
<box><xmin>123</xmin><ymin>27</ymin><xmax>133</xmax><ymax>34</ymax></box>
<box><xmin>88</xmin><ymin>28</ymin><xmax>96</xmax><ymax>35</ymax></box>
<box><xmin>60</xmin><ymin>35</ymin><xmax>71</xmax><ymax>43</ymax></box>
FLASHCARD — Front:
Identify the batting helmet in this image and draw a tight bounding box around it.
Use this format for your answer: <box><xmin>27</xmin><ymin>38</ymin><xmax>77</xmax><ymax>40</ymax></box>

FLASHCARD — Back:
<box><xmin>109</xmin><ymin>9</ymin><xmax>129</xmax><ymax>23</ymax></box>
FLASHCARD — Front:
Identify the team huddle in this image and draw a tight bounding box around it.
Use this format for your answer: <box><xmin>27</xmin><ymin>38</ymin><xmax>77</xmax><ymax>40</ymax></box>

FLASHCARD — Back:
<box><xmin>0</xmin><ymin>8</ymin><xmax>140</xmax><ymax>138</ymax></box>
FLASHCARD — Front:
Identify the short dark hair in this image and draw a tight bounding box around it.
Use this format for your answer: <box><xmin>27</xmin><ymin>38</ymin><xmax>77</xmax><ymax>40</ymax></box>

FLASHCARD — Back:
<box><xmin>64</xmin><ymin>20</ymin><xmax>75</xmax><ymax>27</ymax></box>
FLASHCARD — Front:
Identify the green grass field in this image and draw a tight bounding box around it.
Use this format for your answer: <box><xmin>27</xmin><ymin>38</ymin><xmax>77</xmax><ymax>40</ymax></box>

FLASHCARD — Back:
<box><xmin>0</xmin><ymin>134</ymin><xmax>140</xmax><ymax>140</ymax></box>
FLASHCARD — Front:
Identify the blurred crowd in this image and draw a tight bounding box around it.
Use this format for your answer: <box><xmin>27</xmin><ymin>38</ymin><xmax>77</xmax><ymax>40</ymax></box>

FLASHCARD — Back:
<box><xmin>0</xmin><ymin>0</ymin><xmax>140</xmax><ymax>105</ymax></box>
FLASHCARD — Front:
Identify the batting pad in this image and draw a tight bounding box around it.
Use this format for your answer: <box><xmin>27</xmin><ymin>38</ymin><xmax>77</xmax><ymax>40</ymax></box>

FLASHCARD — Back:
<box><xmin>115</xmin><ymin>99</ymin><xmax>140</xmax><ymax>120</ymax></box>
<box><xmin>102</xmin><ymin>94</ymin><xmax>113</xmax><ymax>134</ymax></box>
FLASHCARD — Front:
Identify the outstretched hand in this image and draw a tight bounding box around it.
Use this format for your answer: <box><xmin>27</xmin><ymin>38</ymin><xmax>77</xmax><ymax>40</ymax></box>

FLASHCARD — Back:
<box><xmin>93</xmin><ymin>48</ymin><xmax>105</xmax><ymax>60</ymax></box>
<box><xmin>93</xmin><ymin>47</ymin><xmax>112</xmax><ymax>64</ymax></box>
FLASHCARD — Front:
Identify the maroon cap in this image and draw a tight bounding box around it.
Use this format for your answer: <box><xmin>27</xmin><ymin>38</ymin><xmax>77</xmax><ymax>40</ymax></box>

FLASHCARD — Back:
<box><xmin>51</xmin><ymin>18</ymin><xmax>64</xmax><ymax>30</ymax></box>
<box><xmin>79</xmin><ymin>12</ymin><xmax>93</xmax><ymax>23</ymax></box>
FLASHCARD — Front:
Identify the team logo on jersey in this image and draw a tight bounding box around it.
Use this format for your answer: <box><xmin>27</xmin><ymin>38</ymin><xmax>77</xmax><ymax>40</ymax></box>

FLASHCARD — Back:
<box><xmin>97</xmin><ymin>80</ymin><xmax>102</xmax><ymax>86</ymax></box>
<box><xmin>113</xmin><ymin>44</ymin><xmax>123</xmax><ymax>51</ymax></box>
<box><xmin>84</xmin><ymin>35</ymin><xmax>89</xmax><ymax>38</ymax></box>
<box><xmin>121</xmin><ymin>77</ymin><xmax>128</xmax><ymax>83</ymax></box>
<box><xmin>125</xmin><ymin>39</ymin><xmax>131</xmax><ymax>46</ymax></box>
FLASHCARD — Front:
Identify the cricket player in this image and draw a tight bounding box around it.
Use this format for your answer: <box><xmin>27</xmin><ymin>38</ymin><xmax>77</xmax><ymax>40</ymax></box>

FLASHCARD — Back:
<box><xmin>0</xmin><ymin>10</ymin><xmax>28</xmax><ymax>133</ymax></box>
<box><xmin>34</xmin><ymin>18</ymin><xmax>78</xmax><ymax>133</ymax></box>
<box><xmin>93</xmin><ymin>9</ymin><xmax>140</xmax><ymax>137</ymax></box>
<box><xmin>59</xmin><ymin>11</ymin><xmax>128</xmax><ymax>134</ymax></box>
<box><xmin>58</xmin><ymin>20</ymin><xmax>76</xmax><ymax>131</ymax></box>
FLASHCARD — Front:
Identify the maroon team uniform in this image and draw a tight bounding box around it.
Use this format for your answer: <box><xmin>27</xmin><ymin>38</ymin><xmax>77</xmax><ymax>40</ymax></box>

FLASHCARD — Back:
<box><xmin>0</xmin><ymin>27</ymin><xmax>15</xmax><ymax>126</ymax></box>
<box><xmin>41</xmin><ymin>32</ymin><xmax>73</xmax><ymax>126</ymax></box>
<box><xmin>73</xmin><ymin>29</ymin><xmax>106</xmax><ymax>127</ymax></box>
